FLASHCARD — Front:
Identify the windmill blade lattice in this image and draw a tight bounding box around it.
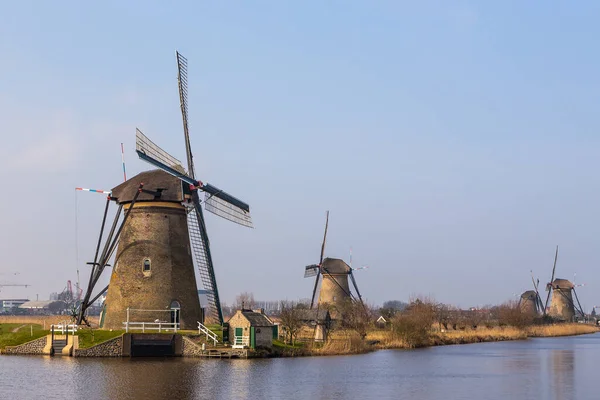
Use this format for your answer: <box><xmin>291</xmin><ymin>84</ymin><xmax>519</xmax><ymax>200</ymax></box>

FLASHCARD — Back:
<box><xmin>186</xmin><ymin>204</ymin><xmax>221</xmax><ymax>322</ymax></box>
<box><xmin>304</xmin><ymin>264</ymin><xmax>319</xmax><ymax>278</ymax></box>
<box><xmin>204</xmin><ymin>191</ymin><xmax>253</xmax><ymax>228</ymax></box>
<box><xmin>136</xmin><ymin>129</ymin><xmax>188</xmax><ymax>176</ymax></box>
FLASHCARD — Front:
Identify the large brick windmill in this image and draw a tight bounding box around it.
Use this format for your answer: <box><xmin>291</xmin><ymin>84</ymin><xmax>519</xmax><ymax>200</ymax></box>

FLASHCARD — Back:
<box><xmin>77</xmin><ymin>52</ymin><xmax>252</xmax><ymax>328</ymax></box>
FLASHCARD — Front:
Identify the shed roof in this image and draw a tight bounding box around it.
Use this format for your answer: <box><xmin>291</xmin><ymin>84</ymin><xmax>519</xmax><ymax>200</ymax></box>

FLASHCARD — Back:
<box><xmin>322</xmin><ymin>258</ymin><xmax>351</xmax><ymax>275</ymax></box>
<box><xmin>234</xmin><ymin>310</ymin><xmax>274</xmax><ymax>327</ymax></box>
<box><xmin>111</xmin><ymin>169</ymin><xmax>189</xmax><ymax>204</ymax></box>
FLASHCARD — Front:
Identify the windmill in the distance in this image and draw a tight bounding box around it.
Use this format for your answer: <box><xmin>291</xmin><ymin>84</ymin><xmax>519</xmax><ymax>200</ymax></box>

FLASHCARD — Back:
<box><xmin>304</xmin><ymin>212</ymin><xmax>365</xmax><ymax>317</ymax></box>
<box><xmin>518</xmin><ymin>271</ymin><xmax>545</xmax><ymax>316</ymax></box>
<box><xmin>543</xmin><ymin>246</ymin><xmax>585</xmax><ymax>321</ymax></box>
<box><xmin>77</xmin><ymin>52</ymin><xmax>252</xmax><ymax>327</ymax></box>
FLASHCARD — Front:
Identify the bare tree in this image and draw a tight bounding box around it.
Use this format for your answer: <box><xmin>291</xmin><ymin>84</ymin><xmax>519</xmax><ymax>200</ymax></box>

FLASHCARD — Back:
<box><xmin>391</xmin><ymin>297</ymin><xmax>436</xmax><ymax>347</ymax></box>
<box><xmin>279</xmin><ymin>301</ymin><xmax>303</xmax><ymax>345</ymax></box>
<box><xmin>234</xmin><ymin>292</ymin><xmax>256</xmax><ymax>310</ymax></box>
<box><xmin>339</xmin><ymin>300</ymin><xmax>373</xmax><ymax>339</ymax></box>
<box><xmin>435</xmin><ymin>303</ymin><xmax>451</xmax><ymax>331</ymax></box>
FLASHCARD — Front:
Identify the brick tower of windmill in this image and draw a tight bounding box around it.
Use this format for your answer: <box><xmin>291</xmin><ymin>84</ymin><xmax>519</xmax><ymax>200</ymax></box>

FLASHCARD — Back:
<box><xmin>317</xmin><ymin>258</ymin><xmax>352</xmax><ymax>309</ymax></box>
<box><xmin>548</xmin><ymin>279</ymin><xmax>576</xmax><ymax>321</ymax></box>
<box><xmin>519</xmin><ymin>290</ymin><xmax>539</xmax><ymax>317</ymax></box>
<box><xmin>101</xmin><ymin>170</ymin><xmax>202</xmax><ymax>329</ymax></box>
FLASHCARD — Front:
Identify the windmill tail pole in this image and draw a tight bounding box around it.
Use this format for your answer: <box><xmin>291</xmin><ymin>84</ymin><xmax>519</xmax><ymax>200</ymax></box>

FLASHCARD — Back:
<box><xmin>78</xmin><ymin>198</ymin><xmax>111</xmax><ymax>324</ymax></box>
<box><xmin>572</xmin><ymin>289</ymin><xmax>585</xmax><ymax>317</ymax></box>
<box><xmin>90</xmin><ymin>184</ymin><xmax>143</xmax><ymax>291</ymax></box>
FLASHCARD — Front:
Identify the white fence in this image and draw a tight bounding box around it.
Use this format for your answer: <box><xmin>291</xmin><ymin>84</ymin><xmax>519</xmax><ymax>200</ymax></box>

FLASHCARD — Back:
<box><xmin>123</xmin><ymin>307</ymin><xmax>180</xmax><ymax>333</ymax></box>
<box><xmin>232</xmin><ymin>336</ymin><xmax>249</xmax><ymax>348</ymax></box>
<box><xmin>50</xmin><ymin>323</ymin><xmax>78</xmax><ymax>334</ymax></box>
<box><xmin>122</xmin><ymin>321</ymin><xmax>180</xmax><ymax>333</ymax></box>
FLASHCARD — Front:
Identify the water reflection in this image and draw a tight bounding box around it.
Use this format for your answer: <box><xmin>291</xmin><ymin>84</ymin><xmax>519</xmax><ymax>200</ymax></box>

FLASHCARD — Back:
<box><xmin>0</xmin><ymin>334</ymin><xmax>598</xmax><ymax>400</ymax></box>
<box><xmin>550</xmin><ymin>349</ymin><xmax>575</xmax><ymax>400</ymax></box>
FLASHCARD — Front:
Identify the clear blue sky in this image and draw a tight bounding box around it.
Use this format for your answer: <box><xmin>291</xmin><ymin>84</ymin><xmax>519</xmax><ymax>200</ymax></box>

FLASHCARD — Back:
<box><xmin>1</xmin><ymin>1</ymin><xmax>599</xmax><ymax>310</ymax></box>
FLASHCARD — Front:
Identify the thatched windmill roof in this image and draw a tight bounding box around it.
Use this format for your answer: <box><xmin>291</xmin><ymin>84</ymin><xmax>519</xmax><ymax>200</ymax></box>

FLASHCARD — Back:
<box><xmin>551</xmin><ymin>279</ymin><xmax>574</xmax><ymax>290</ymax></box>
<box><xmin>520</xmin><ymin>290</ymin><xmax>537</xmax><ymax>300</ymax></box>
<box><xmin>321</xmin><ymin>258</ymin><xmax>351</xmax><ymax>275</ymax></box>
<box><xmin>111</xmin><ymin>169</ymin><xmax>190</xmax><ymax>203</ymax></box>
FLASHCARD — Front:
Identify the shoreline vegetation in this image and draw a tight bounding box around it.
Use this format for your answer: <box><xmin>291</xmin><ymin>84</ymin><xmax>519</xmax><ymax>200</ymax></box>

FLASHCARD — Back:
<box><xmin>270</xmin><ymin>323</ymin><xmax>599</xmax><ymax>357</ymax></box>
<box><xmin>0</xmin><ymin>320</ymin><xmax>597</xmax><ymax>356</ymax></box>
<box><xmin>2</xmin><ymin>307</ymin><xmax>598</xmax><ymax>357</ymax></box>
<box><xmin>271</xmin><ymin>296</ymin><xmax>600</xmax><ymax>357</ymax></box>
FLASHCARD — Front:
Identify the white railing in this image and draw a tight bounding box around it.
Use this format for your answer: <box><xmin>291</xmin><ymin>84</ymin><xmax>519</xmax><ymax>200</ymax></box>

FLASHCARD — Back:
<box><xmin>232</xmin><ymin>335</ymin><xmax>249</xmax><ymax>348</ymax></box>
<box><xmin>50</xmin><ymin>323</ymin><xmax>78</xmax><ymax>334</ymax></box>
<box><xmin>197</xmin><ymin>322</ymin><xmax>219</xmax><ymax>346</ymax></box>
<box><xmin>122</xmin><ymin>321</ymin><xmax>180</xmax><ymax>333</ymax></box>
<box><xmin>124</xmin><ymin>307</ymin><xmax>180</xmax><ymax>333</ymax></box>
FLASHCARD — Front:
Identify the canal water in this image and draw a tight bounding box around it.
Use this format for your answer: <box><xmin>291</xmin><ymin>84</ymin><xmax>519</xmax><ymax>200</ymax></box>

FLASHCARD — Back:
<box><xmin>1</xmin><ymin>333</ymin><xmax>598</xmax><ymax>400</ymax></box>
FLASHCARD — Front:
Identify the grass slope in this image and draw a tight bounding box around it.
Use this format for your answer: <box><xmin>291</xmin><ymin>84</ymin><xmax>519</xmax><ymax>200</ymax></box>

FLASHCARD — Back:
<box><xmin>0</xmin><ymin>323</ymin><xmax>48</xmax><ymax>350</ymax></box>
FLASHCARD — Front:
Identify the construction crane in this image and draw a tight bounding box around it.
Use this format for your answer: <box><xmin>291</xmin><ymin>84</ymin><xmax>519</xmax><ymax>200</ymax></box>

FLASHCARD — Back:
<box><xmin>0</xmin><ymin>284</ymin><xmax>30</xmax><ymax>293</ymax></box>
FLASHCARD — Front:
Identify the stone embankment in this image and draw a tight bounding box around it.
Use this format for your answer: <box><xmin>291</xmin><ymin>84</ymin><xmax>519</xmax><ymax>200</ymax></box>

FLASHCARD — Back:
<box><xmin>182</xmin><ymin>336</ymin><xmax>204</xmax><ymax>357</ymax></box>
<box><xmin>73</xmin><ymin>336</ymin><xmax>123</xmax><ymax>357</ymax></box>
<box><xmin>2</xmin><ymin>335</ymin><xmax>48</xmax><ymax>355</ymax></box>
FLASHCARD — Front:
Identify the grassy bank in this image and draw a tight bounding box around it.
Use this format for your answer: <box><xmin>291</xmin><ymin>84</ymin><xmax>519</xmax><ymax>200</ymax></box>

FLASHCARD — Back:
<box><xmin>0</xmin><ymin>323</ymin><xmax>48</xmax><ymax>349</ymax></box>
<box><xmin>77</xmin><ymin>329</ymin><xmax>124</xmax><ymax>349</ymax></box>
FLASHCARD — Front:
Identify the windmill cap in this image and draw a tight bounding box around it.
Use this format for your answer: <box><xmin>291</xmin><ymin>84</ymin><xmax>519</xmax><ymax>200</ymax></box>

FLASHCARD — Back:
<box><xmin>551</xmin><ymin>279</ymin><xmax>574</xmax><ymax>289</ymax></box>
<box><xmin>322</xmin><ymin>257</ymin><xmax>351</xmax><ymax>274</ymax></box>
<box><xmin>520</xmin><ymin>290</ymin><xmax>537</xmax><ymax>299</ymax></box>
<box><xmin>111</xmin><ymin>169</ymin><xmax>190</xmax><ymax>204</ymax></box>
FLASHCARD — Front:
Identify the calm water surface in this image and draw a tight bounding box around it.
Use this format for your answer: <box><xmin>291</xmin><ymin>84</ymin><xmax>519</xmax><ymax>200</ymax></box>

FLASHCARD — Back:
<box><xmin>2</xmin><ymin>333</ymin><xmax>598</xmax><ymax>400</ymax></box>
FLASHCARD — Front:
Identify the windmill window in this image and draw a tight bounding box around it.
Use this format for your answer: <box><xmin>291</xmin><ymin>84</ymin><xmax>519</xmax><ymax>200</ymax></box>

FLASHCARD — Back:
<box><xmin>143</xmin><ymin>259</ymin><xmax>151</xmax><ymax>272</ymax></box>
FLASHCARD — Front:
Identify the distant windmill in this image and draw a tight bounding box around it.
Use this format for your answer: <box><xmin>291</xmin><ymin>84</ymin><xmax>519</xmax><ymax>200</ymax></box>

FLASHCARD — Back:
<box><xmin>518</xmin><ymin>270</ymin><xmax>545</xmax><ymax>316</ymax></box>
<box><xmin>77</xmin><ymin>51</ymin><xmax>253</xmax><ymax>327</ymax></box>
<box><xmin>304</xmin><ymin>212</ymin><xmax>365</xmax><ymax>315</ymax></box>
<box><xmin>543</xmin><ymin>246</ymin><xmax>585</xmax><ymax>321</ymax></box>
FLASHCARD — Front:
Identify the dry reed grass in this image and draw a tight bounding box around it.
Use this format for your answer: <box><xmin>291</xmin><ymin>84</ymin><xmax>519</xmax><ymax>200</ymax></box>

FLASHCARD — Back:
<box><xmin>526</xmin><ymin>323</ymin><xmax>598</xmax><ymax>337</ymax></box>
<box><xmin>366</xmin><ymin>323</ymin><xmax>598</xmax><ymax>350</ymax></box>
<box><xmin>310</xmin><ymin>333</ymin><xmax>370</xmax><ymax>356</ymax></box>
<box><xmin>0</xmin><ymin>315</ymin><xmax>99</xmax><ymax>327</ymax></box>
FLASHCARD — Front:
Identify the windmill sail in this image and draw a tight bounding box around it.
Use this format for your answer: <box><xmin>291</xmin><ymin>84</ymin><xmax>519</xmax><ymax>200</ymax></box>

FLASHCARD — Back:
<box><xmin>204</xmin><ymin>191</ymin><xmax>253</xmax><ymax>228</ymax></box>
<box><xmin>134</xmin><ymin>53</ymin><xmax>253</xmax><ymax>325</ymax></box>
<box><xmin>544</xmin><ymin>245</ymin><xmax>559</xmax><ymax>314</ymax></box>
<box><xmin>186</xmin><ymin>202</ymin><xmax>223</xmax><ymax>323</ymax></box>
<box><xmin>304</xmin><ymin>264</ymin><xmax>319</xmax><ymax>278</ymax></box>
<box><xmin>136</xmin><ymin>129</ymin><xmax>187</xmax><ymax>175</ymax></box>
<box><xmin>176</xmin><ymin>51</ymin><xmax>195</xmax><ymax>179</ymax></box>
<box><xmin>136</xmin><ymin>128</ymin><xmax>252</xmax><ymax>223</ymax></box>
<box><xmin>349</xmin><ymin>271</ymin><xmax>364</xmax><ymax>304</ymax></box>
<box><xmin>310</xmin><ymin>211</ymin><xmax>329</xmax><ymax>309</ymax></box>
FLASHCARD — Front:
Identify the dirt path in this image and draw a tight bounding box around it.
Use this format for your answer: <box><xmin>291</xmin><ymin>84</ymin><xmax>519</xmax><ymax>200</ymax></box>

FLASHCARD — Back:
<box><xmin>11</xmin><ymin>324</ymin><xmax>26</xmax><ymax>333</ymax></box>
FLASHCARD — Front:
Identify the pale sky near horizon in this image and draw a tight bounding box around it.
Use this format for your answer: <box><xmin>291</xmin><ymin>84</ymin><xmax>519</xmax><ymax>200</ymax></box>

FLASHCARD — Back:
<box><xmin>1</xmin><ymin>1</ymin><xmax>599</xmax><ymax>310</ymax></box>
